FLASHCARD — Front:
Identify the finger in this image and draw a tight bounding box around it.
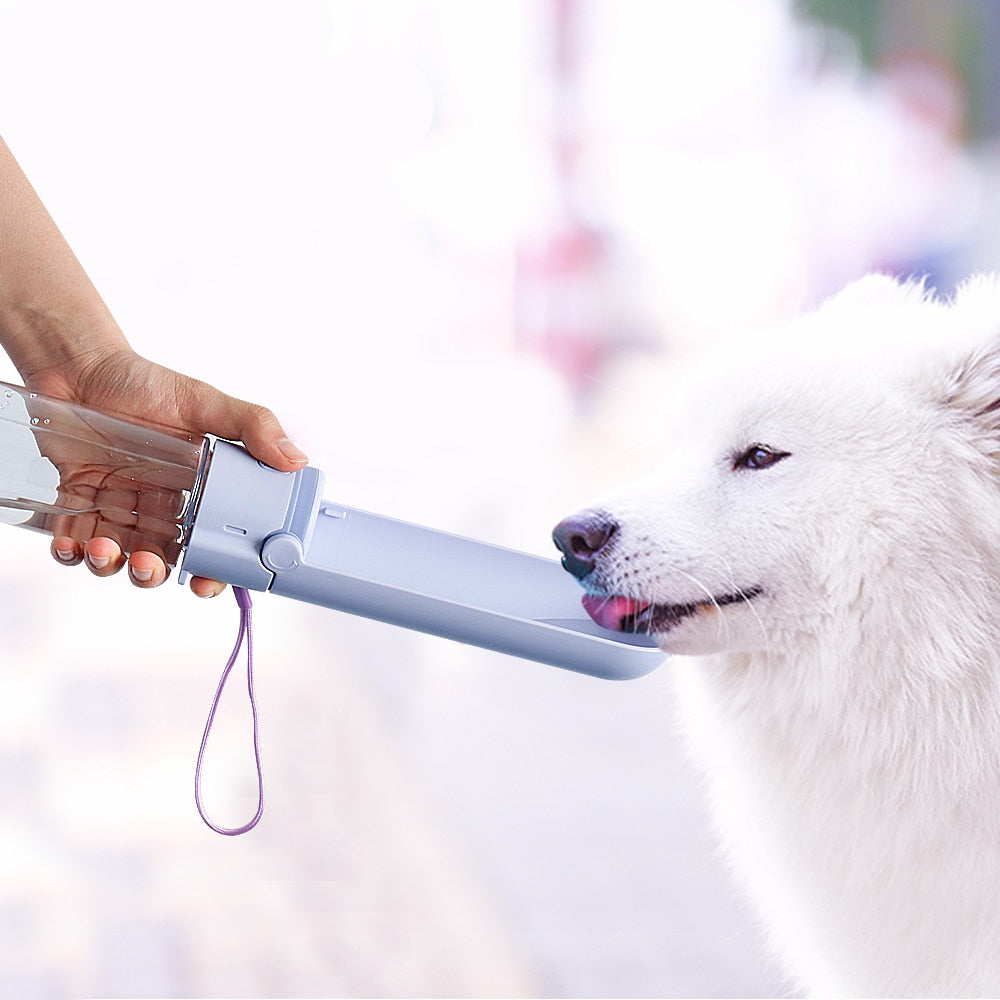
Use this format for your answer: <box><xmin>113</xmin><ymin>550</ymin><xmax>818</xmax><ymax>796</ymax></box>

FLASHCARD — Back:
<box><xmin>127</xmin><ymin>551</ymin><xmax>169</xmax><ymax>589</ymax></box>
<box><xmin>84</xmin><ymin>536</ymin><xmax>127</xmax><ymax>577</ymax></box>
<box><xmin>189</xmin><ymin>391</ymin><xmax>308</xmax><ymax>473</ymax></box>
<box><xmin>51</xmin><ymin>536</ymin><xmax>84</xmax><ymax>567</ymax></box>
<box><xmin>233</xmin><ymin>404</ymin><xmax>308</xmax><ymax>473</ymax></box>
<box><xmin>136</xmin><ymin>365</ymin><xmax>309</xmax><ymax>473</ymax></box>
<box><xmin>189</xmin><ymin>575</ymin><xmax>227</xmax><ymax>599</ymax></box>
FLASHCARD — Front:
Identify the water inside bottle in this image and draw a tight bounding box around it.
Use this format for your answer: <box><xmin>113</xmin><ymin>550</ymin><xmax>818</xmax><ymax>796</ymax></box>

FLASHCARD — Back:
<box><xmin>0</xmin><ymin>384</ymin><xmax>204</xmax><ymax>565</ymax></box>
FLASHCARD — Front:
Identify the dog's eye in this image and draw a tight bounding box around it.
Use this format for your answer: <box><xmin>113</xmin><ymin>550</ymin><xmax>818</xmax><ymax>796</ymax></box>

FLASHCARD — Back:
<box><xmin>733</xmin><ymin>444</ymin><xmax>790</xmax><ymax>471</ymax></box>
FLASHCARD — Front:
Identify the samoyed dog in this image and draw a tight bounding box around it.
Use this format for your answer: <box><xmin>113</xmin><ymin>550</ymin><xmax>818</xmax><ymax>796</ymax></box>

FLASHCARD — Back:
<box><xmin>553</xmin><ymin>273</ymin><xmax>1000</xmax><ymax>998</ymax></box>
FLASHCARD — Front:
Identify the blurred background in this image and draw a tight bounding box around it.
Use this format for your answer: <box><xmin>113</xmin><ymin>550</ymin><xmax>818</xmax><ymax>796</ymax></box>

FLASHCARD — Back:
<box><xmin>0</xmin><ymin>1</ymin><xmax>998</xmax><ymax>996</ymax></box>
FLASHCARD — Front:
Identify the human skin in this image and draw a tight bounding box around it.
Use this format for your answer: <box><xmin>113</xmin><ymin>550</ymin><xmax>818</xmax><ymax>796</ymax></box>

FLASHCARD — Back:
<box><xmin>0</xmin><ymin>136</ymin><xmax>307</xmax><ymax>595</ymax></box>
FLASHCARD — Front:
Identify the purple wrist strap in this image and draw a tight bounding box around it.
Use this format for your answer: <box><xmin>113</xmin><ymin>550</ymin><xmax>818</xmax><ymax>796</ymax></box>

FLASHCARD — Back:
<box><xmin>194</xmin><ymin>586</ymin><xmax>264</xmax><ymax>835</ymax></box>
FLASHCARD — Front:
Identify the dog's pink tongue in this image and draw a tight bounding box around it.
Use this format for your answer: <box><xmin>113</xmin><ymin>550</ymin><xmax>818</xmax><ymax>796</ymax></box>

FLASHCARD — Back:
<box><xmin>581</xmin><ymin>594</ymin><xmax>647</xmax><ymax>632</ymax></box>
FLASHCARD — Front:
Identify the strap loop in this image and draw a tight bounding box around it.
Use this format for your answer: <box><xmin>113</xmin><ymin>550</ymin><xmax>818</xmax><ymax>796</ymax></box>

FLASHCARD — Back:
<box><xmin>194</xmin><ymin>586</ymin><xmax>264</xmax><ymax>835</ymax></box>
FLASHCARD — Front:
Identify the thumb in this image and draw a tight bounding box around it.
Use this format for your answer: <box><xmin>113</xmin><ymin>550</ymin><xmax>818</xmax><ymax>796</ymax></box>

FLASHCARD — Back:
<box><xmin>226</xmin><ymin>399</ymin><xmax>309</xmax><ymax>472</ymax></box>
<box><xmin>179</xmin><ymin>377</ymin><xmax>308</xmax><ymax>471</ymax></box>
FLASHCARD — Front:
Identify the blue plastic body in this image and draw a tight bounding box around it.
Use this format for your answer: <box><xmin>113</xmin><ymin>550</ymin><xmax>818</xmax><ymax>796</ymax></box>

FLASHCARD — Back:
<box><xmin>181</xmin><ymin>441</ymin><xmax>665</xmax><ymax>681</ymax></box>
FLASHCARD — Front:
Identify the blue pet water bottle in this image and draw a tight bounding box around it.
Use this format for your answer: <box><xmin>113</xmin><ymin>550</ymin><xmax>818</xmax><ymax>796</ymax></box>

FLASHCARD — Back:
<box><xmin>0</xmin><ymin>381</ymin><xmax>664</xmax><ymax>680</ymax></box>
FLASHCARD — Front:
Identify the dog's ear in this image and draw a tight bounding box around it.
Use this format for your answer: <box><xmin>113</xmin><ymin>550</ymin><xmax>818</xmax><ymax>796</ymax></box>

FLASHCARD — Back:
<box><xmin>829</xmin><ymin>272</ymin><xmax>914</xmax><ymax>309</ymax></box>
<box><xmin>826</xmin><ymin>272</ymin><xmax>934</xmax><ymax>320</ymax></box>
<box><xmin>942</xmin><ymin>275</ymin><xmax>1000</xmax><ymax>447</ymax></box>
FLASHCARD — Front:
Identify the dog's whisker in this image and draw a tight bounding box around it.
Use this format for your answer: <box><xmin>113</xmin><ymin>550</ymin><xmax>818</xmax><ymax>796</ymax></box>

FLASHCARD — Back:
<box><xmin>550</xmin><ymin>271</ymin><xmax>1000</xmax><ymax>996</ymax></box>
<box><xmin>674</xmin><ymin>566</ymin><xmax>730</xmax><ymax>643</ymax></box>
<box><xmin>716</xmin><ymin>553</ymin><xmax>770</xmax><ymax>652</ymax></box>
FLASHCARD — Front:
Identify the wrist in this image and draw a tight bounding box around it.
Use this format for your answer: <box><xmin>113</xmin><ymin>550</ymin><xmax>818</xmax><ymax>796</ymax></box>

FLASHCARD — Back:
<box><xmin>0</xmin><ymin>297</ymin><xmax>131</xmax><ymax>394</ymax></box>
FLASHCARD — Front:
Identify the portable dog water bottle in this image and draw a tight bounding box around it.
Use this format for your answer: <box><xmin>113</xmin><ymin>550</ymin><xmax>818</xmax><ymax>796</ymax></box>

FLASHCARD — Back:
<box><xmin>0</xmin><ymin>381</ymin><xmax>664</xmax><ymax>680</ymax></box>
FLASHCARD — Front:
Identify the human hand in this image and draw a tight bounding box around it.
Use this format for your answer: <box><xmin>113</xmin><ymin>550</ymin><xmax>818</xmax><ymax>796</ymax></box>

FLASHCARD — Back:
<box><xmin>26</xmin><ymin>348</ymin><xmax>308</xmax><ymax>596</ymax></box>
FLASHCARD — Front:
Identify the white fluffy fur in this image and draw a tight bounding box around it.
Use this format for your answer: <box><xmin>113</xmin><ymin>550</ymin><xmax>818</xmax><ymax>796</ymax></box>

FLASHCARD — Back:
<box><xmin>570</xmin><ymin>274</ymin><xmax>1000</xmax><ymax>997</ymax></box>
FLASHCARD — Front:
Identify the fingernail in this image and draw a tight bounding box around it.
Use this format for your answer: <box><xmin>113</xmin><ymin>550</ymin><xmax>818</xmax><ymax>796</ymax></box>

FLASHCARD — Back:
<box><xmin>130</xmin><ymin>566</ymin><xmax>154</xmax><ymax>583</ymax></box>
<box><xmin>55</xmin><ymin>548</ymin><xmax>76</xmax><ymax>562</ymax></box>
<box><xmin>88</xmin><ymin>555</ymin><xmax>110</xmax><ymax>570</ymax></box>
<box><xmin>276</xmin><ymin>437</ymin><xmax>308</xmax><ymax>465</ymax></box>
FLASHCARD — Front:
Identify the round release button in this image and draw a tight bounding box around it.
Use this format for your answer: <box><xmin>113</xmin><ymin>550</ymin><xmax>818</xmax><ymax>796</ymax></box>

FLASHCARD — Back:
<box><xmin>261</xmin><ymin>532</ymin><xmax>304</xmax><ymax>572</ymax></box>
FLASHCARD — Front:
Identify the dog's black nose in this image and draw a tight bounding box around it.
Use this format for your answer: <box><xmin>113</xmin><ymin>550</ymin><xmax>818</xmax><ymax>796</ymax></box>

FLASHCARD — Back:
<box><xmin>552</xmin><ymin>511</ymin><xmax>618</xmax><ymax>580</ymax></box>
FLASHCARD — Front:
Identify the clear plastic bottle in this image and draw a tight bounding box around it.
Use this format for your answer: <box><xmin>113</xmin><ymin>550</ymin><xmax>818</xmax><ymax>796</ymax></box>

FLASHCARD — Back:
<box><xmin>0</xmin><ymin>382</ymin><xmax>205</xmax><ymax>566</ymax></box>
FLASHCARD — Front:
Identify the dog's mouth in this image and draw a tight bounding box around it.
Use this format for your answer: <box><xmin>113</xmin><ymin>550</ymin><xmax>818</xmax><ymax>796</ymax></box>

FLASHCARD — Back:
<box><xmin>581</xmin><ymin>587</ymin><xmax>763</xmax><ymax>634</ymax></box>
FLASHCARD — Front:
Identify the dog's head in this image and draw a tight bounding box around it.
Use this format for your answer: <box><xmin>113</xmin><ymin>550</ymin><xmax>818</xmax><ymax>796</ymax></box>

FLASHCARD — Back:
<box><xmin>554</xmin><ymin>273</ymin><xmax>1000</xmax><ymax>656</ymax></box>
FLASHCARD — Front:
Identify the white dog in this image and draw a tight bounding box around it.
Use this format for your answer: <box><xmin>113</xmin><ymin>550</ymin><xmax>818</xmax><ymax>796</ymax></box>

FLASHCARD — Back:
<box><xmin>553</xmin><ymin>273</ymin><xmax>1000</xmax><ymax>998</ymax></box>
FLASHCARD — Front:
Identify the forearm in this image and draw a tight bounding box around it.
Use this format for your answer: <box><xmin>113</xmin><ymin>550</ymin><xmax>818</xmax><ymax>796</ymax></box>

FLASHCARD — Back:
<box><xmin>0</xmin><ymin>136</ymin><xmax>130</xmax><ymax>387</ymax></box>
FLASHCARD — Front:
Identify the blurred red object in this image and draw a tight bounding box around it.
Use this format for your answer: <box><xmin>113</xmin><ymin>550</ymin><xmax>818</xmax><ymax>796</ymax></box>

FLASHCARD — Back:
<box><xmin>515</xmin><ymin>0</ymin><xmax>620</xmax><ymax>403</ymax></box>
